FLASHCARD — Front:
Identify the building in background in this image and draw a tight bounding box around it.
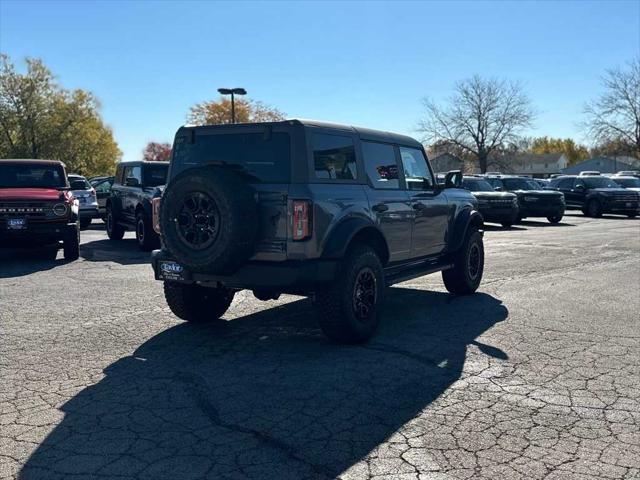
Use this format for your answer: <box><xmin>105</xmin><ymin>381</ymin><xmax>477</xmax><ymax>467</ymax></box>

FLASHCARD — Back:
<box><xmin>562</xmin><ymin>156</ymin><xmax>640</xmax><ymax>175</ymax></box>
<box><xmin>497</xmin><ymin>153</ymin><xmax>568</xmax><ymax>178</ymax></box>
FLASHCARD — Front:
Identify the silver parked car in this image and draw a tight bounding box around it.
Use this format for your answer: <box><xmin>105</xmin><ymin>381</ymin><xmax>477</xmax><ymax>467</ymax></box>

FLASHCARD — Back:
<box><xmin>68</xmin><ymin>174</ymin><xmax>99</xmax><ymax>229</ymax></box>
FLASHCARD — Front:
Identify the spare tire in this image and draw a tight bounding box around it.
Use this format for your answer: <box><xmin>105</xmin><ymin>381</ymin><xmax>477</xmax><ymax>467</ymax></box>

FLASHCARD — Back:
<box><xmin>160</xmin><ymin>167</ymin><xmax>258</xmax><ymax>273</ymax></box>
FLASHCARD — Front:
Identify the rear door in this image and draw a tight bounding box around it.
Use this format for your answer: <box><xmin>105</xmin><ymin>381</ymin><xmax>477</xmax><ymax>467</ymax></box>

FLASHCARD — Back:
<box><xmin>361</xmin><ymin>140</ymin><xmax>412</xmax><ymax>262</ymax></box>
<box><xmin>122</xmin><ymin>165</ymin><xmax>142</xmax><ymax>223</ymax></box>
<box><xmin>398</xmin><ymin>146</ymin><xmax>449</xmax><ymax>258</ymax></box>
<box><xmin>556</xmin><ymin>178</ymin><xmax>579</xmax><ymax>207</ymax></box>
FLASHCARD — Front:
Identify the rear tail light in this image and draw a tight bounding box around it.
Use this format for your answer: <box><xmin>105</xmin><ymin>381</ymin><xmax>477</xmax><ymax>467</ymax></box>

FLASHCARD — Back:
<box><xmin>152</xmin><ymin>197</ymin><xmax>161</xmax><ymax>234</ymax></box>
<box><xmin>292</xmin><ymin>200</ymin><xmax>311</xmax><ymax>241</ymax></box>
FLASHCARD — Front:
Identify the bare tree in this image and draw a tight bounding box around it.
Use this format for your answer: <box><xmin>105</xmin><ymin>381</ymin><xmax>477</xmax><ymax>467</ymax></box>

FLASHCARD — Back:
<box><xmin>584</xmin><ymin>58</ymin><xmax>640</xmax><ymax>158</ymax></box>
<box><xmin>419</xmin><ymin>75</ymin><xmax>535</xmax><ymax>173</ymax></box>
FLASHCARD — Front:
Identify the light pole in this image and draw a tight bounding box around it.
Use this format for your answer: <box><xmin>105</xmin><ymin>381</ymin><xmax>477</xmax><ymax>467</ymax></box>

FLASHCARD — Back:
<box><xmin>217</xmin><ymin>88</ymin><xmax>247</xmax><ymax>124</ymax></box>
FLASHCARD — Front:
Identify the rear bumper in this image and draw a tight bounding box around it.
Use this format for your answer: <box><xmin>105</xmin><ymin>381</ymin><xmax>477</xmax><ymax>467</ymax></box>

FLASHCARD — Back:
<box><xmin>0</xmin><ymin>221</ymin><xmax>77</xmax><ymax>247</ymax></box>
<box><xmin>79</xmin><ymin>206</ymin><xmax>100</xmax><ymax>219</ymax></box>
<box><xmin>151</xmin><ymin>249</ymin><xmax>339</xmax><ymax>292</ymax></box>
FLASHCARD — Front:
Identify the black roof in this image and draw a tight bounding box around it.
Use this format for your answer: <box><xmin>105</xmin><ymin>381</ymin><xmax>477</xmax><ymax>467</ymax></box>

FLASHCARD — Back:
<box><xmin>180</xmin><ymin>119</ymin><xmax>423</xmax><ymax>149</ymax></box>
<box><xmin>117</xmin><ymin>161</ymin><xmax>170</xmax><ymax>166</ymax></box>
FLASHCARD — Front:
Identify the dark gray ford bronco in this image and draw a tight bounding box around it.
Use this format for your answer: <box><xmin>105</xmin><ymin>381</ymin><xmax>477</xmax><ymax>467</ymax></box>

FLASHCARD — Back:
<box><xmin>151</xmin><ymin>120</ymin><xmax>484</xmax><ymax>343</ymax></box>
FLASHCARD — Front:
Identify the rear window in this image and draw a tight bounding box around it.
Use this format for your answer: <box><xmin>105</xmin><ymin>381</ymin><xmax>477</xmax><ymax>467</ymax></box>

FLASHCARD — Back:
<box><xmin>144</xmin><ymin>164</ymin><xmax>168</xmax><ymax>187</ymax></box>
<box><xmin>0</xmin><ymin>163</ymin><xmax>66</xmax><ymax>189</ymax></box>
<box><xmin>172</xmin><ymin>132</ymin><xmax>291</xmax><ymax>183</ymax></box>
<box><xmin>68</xmin><ymin>176</ymin><xmax>91</xmax><ymax>190</ymax></box>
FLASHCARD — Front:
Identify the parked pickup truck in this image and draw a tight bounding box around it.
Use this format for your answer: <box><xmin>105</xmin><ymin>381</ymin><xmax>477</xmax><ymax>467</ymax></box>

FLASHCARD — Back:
<box><xmin>151</xmin><ymin>120</ymin><xmax>485</xmax><ymax>344</ymax></box>
<box><xmin>106</xmin><ymin>161</ymin><xmax>168</xmax><ymax>250</ymax></box>
<box><xmin>0</xmin><ymin>159</ymin><xmax>80</xmax><ymax>260</ymax></box>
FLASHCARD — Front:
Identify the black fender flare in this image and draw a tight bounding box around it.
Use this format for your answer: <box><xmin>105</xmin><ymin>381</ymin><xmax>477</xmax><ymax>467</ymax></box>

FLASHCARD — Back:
<box><xmin>447</xmin><ymin>208</ymin><xmax>484</xmax><ymax>253</ymax></box>
<box><xmin>321</xmin><ymin>217</ymin><xmax>390</xmax><ymax>265</ymax></box>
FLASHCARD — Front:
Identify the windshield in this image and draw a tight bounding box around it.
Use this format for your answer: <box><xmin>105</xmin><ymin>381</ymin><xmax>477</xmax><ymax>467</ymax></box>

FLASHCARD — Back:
<box><xmin>144</xmin><ymin>164</ymin><xmax>169</xmax><ymax>187</ymax></box>
<box><xmin>172</xmin><ymin>132</ymin><xmax>291</xmax><ymax>183</ymax></box>
<box><xmin>502</xmin><ymin>178</ymin><xmax>539</xmax><ymax>191</ymax></box>
<box><xmin>463</xmin><ymin>179</ymin><xmax>494</xmax><ymax>192</ymax></box>
<box><xmin>582</xmin><ymin>177</ymin><xmax>620</xmax><ymax>189</ymax></box>
<box><xmin>0</xmin><ymin>163</ymin><xmax>66</xmax><ymax>189</ymax></box>
<box><xmin>613</xmin><ymin>177</ymin><xmax>640</xmax><ymax>188</ymax></box>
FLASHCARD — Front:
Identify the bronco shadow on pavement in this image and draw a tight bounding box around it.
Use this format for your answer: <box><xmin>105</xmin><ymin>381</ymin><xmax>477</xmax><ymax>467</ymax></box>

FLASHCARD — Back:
<box><xmin>20</xmin><ymin>289</ymin><xmax>508</xmax><ymax>480</ymax></box>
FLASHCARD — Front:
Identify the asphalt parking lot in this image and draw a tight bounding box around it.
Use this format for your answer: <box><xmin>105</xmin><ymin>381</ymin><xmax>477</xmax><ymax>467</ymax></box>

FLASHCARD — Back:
<box><xmin>1</xmin><ymin>214</ymin><xmax>639</xmax><ymax>480</ymax></box>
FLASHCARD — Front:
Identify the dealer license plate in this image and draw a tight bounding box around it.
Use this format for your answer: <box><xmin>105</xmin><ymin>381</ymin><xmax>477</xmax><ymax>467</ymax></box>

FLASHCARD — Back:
<box><xmin>7</xmin><ymin>218</ymin><xmax>27</xmax><ymax>230</ymax></box>
<box><xmin>158</xmin><ymin>260</ymin><xmax>187</xmax><ymax>281</ymax></box>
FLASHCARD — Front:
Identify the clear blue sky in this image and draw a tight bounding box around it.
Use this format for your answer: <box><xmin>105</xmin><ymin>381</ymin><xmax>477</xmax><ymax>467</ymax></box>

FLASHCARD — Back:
<box><xmin>1</xmin><ymin>0</ymin><xmax>638</xmax><ymax>162</ymax></box>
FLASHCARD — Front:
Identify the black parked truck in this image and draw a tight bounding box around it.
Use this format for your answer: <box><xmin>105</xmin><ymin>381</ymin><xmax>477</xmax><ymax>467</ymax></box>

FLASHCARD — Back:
<box><xmin>151</xmin><ymin>120</ymin><xmax>485</xmax><ymax>344</ymax></box>
<box><xmin>461</xmin><ymin>176</ymin><xmax>519</xmax><ymax>227</ymax></box>
<box><xmin>485</xmin><ymin>175</ymin><xmax>565</xmax><ymax>224</ymax></box>
<box><xmin>106</xmin><ymin>161</ymin><xmax>168</xmax><ymax>251</ymax></box>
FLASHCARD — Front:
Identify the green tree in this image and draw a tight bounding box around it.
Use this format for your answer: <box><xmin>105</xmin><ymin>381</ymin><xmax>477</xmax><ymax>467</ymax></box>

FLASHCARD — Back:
<box><xmin>0</xmin><ymin>54</ymin><xmax>120</xmax><ymax>176</ymax></box>
<box><xmin>530</xmin><ymin>136</ymin><xmax>589</xmax><ymax>165</ymax></box>
<box><xmin>188</xmin><ymin>96</ymin><xmax>285</xmax><ymax>125</ymax></box>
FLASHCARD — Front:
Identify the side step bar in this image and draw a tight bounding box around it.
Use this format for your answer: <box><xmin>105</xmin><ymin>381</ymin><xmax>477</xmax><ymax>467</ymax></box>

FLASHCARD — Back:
<box><xmin>384</xmin><ymin>256</ymin><xmax>453</xmax><ymax>287</ymax></box>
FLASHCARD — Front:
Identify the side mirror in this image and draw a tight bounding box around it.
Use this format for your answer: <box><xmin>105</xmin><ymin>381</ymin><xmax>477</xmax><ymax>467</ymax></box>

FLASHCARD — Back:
<box><xmin>125</xmin><ymin>177</ymin><xmax>140</xmax><ymax>187</ymax></box>
<box><xmin>444</xmin><ymin>170</ymin><xmax>463</xmax><ymax>189</ymax></box>
<box><xmin>494</xmin><ymin>186</ymin><xmax>502</xmax><ymax>192</ymax></box>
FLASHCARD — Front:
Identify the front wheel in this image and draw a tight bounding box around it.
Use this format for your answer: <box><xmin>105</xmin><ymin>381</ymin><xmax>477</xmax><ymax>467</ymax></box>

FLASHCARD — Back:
<box><xmin>585</xmin><ymin>199</ymin><xmax>602</xmax><ymax>218</ymax></box>
<box><xmin>106</xmin><ymin>206</ymin><xmax>125</xmax><ymax>240</ymax></box>
<box><xmin>547</xmin><ymin>215</ymin><xmax>562</xmax><ymax>224</ymax></box>
<box><xmin>80</xmin><ymin>218</ymin><xmax>91</xmax><ymax>230</ymax></box>
<box><xmin>316</xmin><ymin>245</ymin><xmax>384</xmax><ymax>344</ymax></box>
<box><xmin>164</xmin><ymin>282</ymin><xmax>235</xmax><ymax>323</ymax></box>
<box><xmin>442</xmin><ymin>229</ymin><xmax>484</xmax><ymax>295</ymax></box>
<box><xmin>63</xmin><ymin>223</ymin><xmax>80</xmax><ymax>261</ymax></box>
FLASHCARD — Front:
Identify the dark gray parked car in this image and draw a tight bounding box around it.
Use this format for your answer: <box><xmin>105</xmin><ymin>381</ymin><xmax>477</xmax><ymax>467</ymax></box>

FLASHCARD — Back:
<box><xmin>152</xmin><ymin>120</ymin><xmax>485</xmax><ymax>344</ymax></box>
<box><xmin>106</xmin><ymin>161</ymin><xmax>168</xmax><ymax>250</ymax></box>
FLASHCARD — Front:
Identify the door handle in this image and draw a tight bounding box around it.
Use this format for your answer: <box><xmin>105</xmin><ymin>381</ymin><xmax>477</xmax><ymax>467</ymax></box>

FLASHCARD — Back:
<box><xmin>372</xmin><ymin>203</ymin><xmax>389</xmax><ymax>213</ymax></box>
<box><xmin>413</xmin><ymin>203</ymin><xmax>426</xmax><ymax>211</ymax></box>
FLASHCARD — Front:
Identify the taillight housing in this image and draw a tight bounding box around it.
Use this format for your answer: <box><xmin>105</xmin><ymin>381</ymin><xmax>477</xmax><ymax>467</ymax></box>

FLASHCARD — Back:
<box><xmin>292</xmin><ymin>200</ymin><xmax>311</xmax><ymax>241</ymax></box>
<box><xmin>152</xmin><ymin>197</ymin><xmax>161</xmax><ymax>234</ymax></box>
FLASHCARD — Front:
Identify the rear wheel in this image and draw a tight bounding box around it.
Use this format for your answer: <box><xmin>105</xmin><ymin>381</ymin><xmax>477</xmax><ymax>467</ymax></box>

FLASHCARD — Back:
<box><xmin>316</xmin><ymin>245</ymin><xmax>384</xmax><ymax>344</ymax></box>
<box><xmin>163</xmin><ymin>281</ymin><xmax>235</xmax><ymax>323</ymax></box>
<box><xmin>585</xmin><ymin>199</ymin><xmax>602</xmax><ymax>218</ymax></box>
<box><xmin>442</xmin><ymin>229</ymin><xmax>484</xmax><ymax>295</ymax></box>
<box><xmin>136</xmin><ymin>211</ymin><xmax>159</xmax><ymax>251</ymax></box>
<box><xmin>63</xmin><ymin>223</ymin><xmax>80</xmax><ymax>261</ymax></box>
<box><xmin>106</xmin><ymin>205</ymin><xmax>125</xmax><ymax>240</ymax></box>
<box><xmin>547</xmin><ymin>215</ymin><xmax>562</xmax><ymax>224</ymax></box>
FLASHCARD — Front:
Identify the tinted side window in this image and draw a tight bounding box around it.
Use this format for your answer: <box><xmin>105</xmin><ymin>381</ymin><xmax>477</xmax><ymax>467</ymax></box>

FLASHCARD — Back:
<box><xmin>362</xmin><ymin>141</ymin><xmax>399</xmax><ymax>189</ymax></box>
<box><xmin>94</xmin><ymin>179</ymin><xmax>112</xmax><ymax>193</ymax></box>
<box><xmin>399</xmin><ymin>146</ymin><xmax>434</xmax><ymax>190</ymax></box>
<box><xmin>312</xmin><ymin>134</ymin><xmax>357</xmax><ymax>180</ymax></box>
<box><xmin>558</xmin><ymin>178</ymin><xmax>574</xmax><ymax>189</ymax></box>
